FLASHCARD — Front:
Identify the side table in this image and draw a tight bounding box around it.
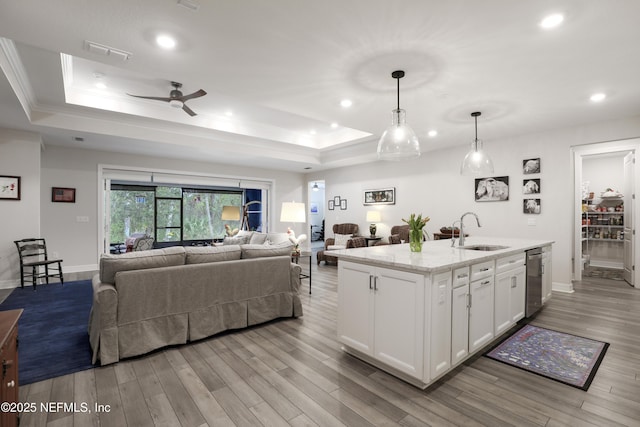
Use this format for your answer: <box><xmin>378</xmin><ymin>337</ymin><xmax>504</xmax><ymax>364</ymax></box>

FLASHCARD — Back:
<box><xmin>364</xmin><ymin>236</ymin><xmax>382</xmax><ymax>246</ymax></box>
<box><xmin>291</xmin><ymin>250</ymin><xmax>312</xmax><ymax>294</ymax></box>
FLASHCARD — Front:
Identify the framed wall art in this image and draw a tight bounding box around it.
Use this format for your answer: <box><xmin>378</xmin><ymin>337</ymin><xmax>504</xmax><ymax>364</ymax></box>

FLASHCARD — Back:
<box><xmin>52</xmin><ymin>187</ymin><xmax>76</xmax><ymax>203</ymax></box>
<box><xmin>474</xmin><ymin>176</ymin><xmax>509</xmax><ymax>201</ymax></box>
<box><xmin>523</xmin><ymin>198</ymin><xmax>541</xmax><ymax>214</ymax></box>
<box><xmin>522</xmin><ymin>178</ymin><xmax>540</xmax><ymax>194</ymax></box>
<box><xmin>0</xmin><ymin>175</ymin><xmax>20</xmax><ymax>200</ymax></box>
<box><xmin>523</xmin><ymin>158</ymin><xmax>541</xmax><ymax>174</ymax></box>
<box><xmin>340</xmin><ymin>199</ymin><xmax>347</xmax><ymax>210</ymax></box>
<box><xmin>328</xmin><ymin>200</ymin><xmax>335</xmax><ymax>210</ymax></box>
<box><xmin>363</xmin><ymin>187</ymin><xmax>395</xmax><ymax>205</ymax></box>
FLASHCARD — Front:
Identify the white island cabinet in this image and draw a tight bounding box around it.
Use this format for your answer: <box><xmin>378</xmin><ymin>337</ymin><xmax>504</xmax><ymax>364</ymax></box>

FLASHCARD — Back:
<box><xmin>333</xmin><ymin>237</ymin><xmax>553</xmax><ymax>389</ymax></box>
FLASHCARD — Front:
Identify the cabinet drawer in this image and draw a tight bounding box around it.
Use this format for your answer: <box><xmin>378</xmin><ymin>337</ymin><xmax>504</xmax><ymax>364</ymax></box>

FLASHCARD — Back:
<box><xmin>470</xmin><ymin>260</ymin><xmax>494</xmax><ymax>281</ymax></box>
<box><xmin>496</xmin><ymin>253</ymin><xmax>525</xmax><ymax>272</ymax></box>
<box><xmin>453</xmin><ymin>266</ymin><xmax>470</xmax><ymax>288</ymax></box>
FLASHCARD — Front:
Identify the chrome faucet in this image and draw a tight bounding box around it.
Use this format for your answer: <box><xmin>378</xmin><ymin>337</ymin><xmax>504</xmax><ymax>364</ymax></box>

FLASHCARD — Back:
<box><xmin>450</xmin><ymin>220</ymin><xmax>461</xmax><ymax>247</ymax></box>
<box><xmin>458</xmin><ymin>212</ymin><xmax>481</xmax><ymax>247</ymax></box>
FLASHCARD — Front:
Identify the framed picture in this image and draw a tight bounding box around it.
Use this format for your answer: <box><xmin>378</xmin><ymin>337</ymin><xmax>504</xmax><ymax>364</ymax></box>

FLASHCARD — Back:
<box><xmin>523</xmin><ymin>158</ymin><xmax>541</xmax><ymax>174</ymax></box>
<box><xmin>363</xmin><ymin>187</ymin><xmax>395</xmax><ymax>205</ymax></box>
<box><xmin>340</xmin><ymin>199</ymin><xmax>347</xmax><ymax>210</ymax></box>
<box><xmin>310</xmin><ymin>202</ymin><xmax>319</xmax><ymax>214</ymax></box>
<box><xmin>475</xmin><ymin>177</ymin><xmax>509</xmax><ymax>201</ymax></box>
<box><xmin>524</xmin><ymin>198</ymin><xmax>541</xmax><ymax>214</ymax></box>
<box><xmin>328</xmin><ymin>200</ymin><xmax>335</xmax><ymax>210</ymax></box>
<box><xmin>52</xmin><ymin>187</ymin><xmax>76</xmax><ymax>203</ymax></box>
<box><xmin>523</xmin><ymin>178</ymin><xmax>540</xmax><ymax>194</ymax></box>
<box><xmin>0</xmin><ymin>175</ymin><xmax>20</xmax><ymax>200</ymax></box>
<box><xmin>333</xmin><ymin>196</ymin><xmax>341</xmax><ymax>205</ymax></box>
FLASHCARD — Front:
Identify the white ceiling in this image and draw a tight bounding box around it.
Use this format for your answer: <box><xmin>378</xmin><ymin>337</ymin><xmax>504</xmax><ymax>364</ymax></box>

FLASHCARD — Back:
<box><xmin>1</xmin><ymin>0</ymin><xmax>639</xmax><ymax>172</ymax></box>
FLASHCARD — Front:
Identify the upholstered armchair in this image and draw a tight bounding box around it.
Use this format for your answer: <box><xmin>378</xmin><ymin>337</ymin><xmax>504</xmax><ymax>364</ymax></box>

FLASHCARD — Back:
<box><xmin>316</xmin><ymin>223</ymin><xmax>360</xmax><ymax>265</ymax></box>
<box><xmin>374</xmin><ymin>224</ymin><xmax>410</xmax><ymax>245</ymax></box>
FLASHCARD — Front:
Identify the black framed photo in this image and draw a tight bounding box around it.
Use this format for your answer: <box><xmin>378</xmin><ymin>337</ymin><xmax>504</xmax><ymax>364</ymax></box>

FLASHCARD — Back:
<box><xmin>52</xmin><ymin>187</ymin><xmax>76</xmax><ymax>203</ymax></box>
<box><xmin>328</xmin><ymin>200</ymin><xmax>335</xmax><ymax>210</ymax></box>
<box><xmin>363</xmin><ymin>187</ymin><xmax>395</xmax><ymax>205</ymax></box>
<box><xmin>475</xmin><ymin>177</ymin><xmax>509</xmax><ymax>201</ymax></box>
<box><xmin>523</xmin><ymin>158</ymin><xmax>541</xmax><ymax>174</ymax></box>
<box><xmin>524</xmin><ymin>198</ymin><xmax>541</xmax><ymax>214</ymax></box>
<box><xmin>333</xmin><ymin>196</ymin><xmax>341</xmax><ymax>205</ymax></box>
<box><xmin>0</xmin><ymin>175</ymin><xmax>20</xmax><ymax>200</ymax></box>
<box><xmin>523</xmin><ymin>179</ymin><xmax>540</xmax><ymax>194</ymax></box>
<box><xmin>340</xmin><ymin>199</ymin><xmax>347</xmax><ymax>210</ymax></box>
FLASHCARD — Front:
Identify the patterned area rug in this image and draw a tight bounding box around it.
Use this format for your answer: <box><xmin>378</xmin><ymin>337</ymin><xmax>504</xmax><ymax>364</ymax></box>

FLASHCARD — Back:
<box><xmin>486</xmin><ymin>324</ymin><xmax>609</xmax><ymax>391</ymax></box>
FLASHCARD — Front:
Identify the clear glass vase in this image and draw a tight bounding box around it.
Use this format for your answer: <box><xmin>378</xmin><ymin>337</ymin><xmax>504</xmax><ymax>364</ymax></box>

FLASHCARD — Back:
<box><xmin>409</xmin><ymin>228</ymin><xmax>423</xmax><ymax>252</ymax></box>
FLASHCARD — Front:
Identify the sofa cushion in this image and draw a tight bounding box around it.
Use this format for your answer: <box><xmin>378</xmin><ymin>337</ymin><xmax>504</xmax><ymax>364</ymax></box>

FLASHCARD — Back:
<box><xmin>249</xmin><ymin>232</ymin><xmax>268</xmax><ymax>245</ymax></box>
<box><xmin>327</xmin><ymin>245</ymin><xmax>347</xmax><ymax>250</ymax></box>
<box><xmin>223</xmin><ymin>234</ymin><xmax>251</xmax><ymax>245</ymax></box>
<box><xmin>241</xmin><ymin>242</ymin><xmax>293</xmax><ymax>259</ymax></box>
<box><xmin>334</xmin><ymin>233</ymin><xmax>352</xmax><ymax>246</ymax></box>
<box><xmin>265</xmin><ymin>232</ymin><xmax>290</xmax><ymax>245</ymax></box>
<box><xmin>99</xmin><ymin>246</ymin><xmax>186</xmax><ymax>284</ymax></box>
<box><xmin>184</xmin><ymin>245</ymin><xmax>242</xmax><ymax>264</ymax></box>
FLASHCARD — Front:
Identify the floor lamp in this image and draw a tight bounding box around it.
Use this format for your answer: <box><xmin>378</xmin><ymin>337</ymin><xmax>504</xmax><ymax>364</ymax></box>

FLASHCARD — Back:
<box><xmin>241</xmin><ymin>200</ymin><xmax>261</xmax><ymax>231</ymax></box>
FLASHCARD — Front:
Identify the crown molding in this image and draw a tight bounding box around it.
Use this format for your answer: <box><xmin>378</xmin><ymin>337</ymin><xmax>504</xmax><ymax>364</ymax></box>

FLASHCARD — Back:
<box><xmin>0</xmin><ymin>37</ymin><xmax>36</xmax><ymax>121</ymax></box>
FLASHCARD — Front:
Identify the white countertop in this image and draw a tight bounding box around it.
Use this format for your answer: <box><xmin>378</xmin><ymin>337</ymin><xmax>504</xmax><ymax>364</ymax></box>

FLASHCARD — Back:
<box><xmin>331</xmin><ymin>237</ymin><xmax>554</xmax><ymax>273</ymax></box>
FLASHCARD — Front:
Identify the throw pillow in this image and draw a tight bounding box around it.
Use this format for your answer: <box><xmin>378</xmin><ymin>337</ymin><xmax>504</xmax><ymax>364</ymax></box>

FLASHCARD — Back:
<box><xmin>333</xmin><ymin>233</ymin><xmax>352</xmax><ymax>247</ymax></box>
<box><xmin>223</xmin><ymin>235</ymin><xmax>250</xmax><ymax>245</ymax></box>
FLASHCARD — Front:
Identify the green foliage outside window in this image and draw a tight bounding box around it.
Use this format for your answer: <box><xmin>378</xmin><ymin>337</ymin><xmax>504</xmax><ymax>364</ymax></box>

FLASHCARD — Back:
<box><xmin>109</xmin><ymin>186</ymin><xmax>243</xmax><ymax>245</ymax></box>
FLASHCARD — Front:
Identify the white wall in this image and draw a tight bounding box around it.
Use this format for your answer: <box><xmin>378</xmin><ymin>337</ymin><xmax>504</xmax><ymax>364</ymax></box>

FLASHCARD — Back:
<box><xmin>0</xmin><ymin>144</ymin><xmax>306</xmax><ymax>286</ymax></box>
<box><xmin>583</xmin><ymin>153</ymin><xmax>626</xmax><ymax>198</ymax></box>
<box><xmin>307</xmin><ymin>114</ymin><xmax>640</xmax><ymax>289</ymax></box>
<box><xmin>0</xmin><ymin>129</ymin><xmax>41</xmax><ymax>286</ymax></box>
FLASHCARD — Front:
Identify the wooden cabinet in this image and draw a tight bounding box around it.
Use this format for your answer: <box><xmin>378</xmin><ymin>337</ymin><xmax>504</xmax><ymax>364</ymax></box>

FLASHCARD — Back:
<box><xmin>494</xmin><ymin>253</ymin><xmax>526</xmax><ymax>335</ymax></box>
<box><xmin>0</xmin><ymin>309</ymin><xmax>22</xmax><ymax>427</ymax></box>
<box><xmin>338</xmin><ymin>262</ymin><xmax>425</xmax><ymax>379</ymax></box>
<box><xmin>469</xmin><ymin>261</ymin><xmax>495</xmax><ymax>353</ymax></box>
<box><xmin>451</xmin><ymin>267</ymin><xmax>470</xmax><ymax>366</ymax></box>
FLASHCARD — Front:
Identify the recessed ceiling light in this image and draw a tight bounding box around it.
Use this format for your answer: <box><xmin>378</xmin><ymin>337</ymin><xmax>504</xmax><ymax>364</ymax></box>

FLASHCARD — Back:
<box><xmin>540</xmin><ymin>13</ymin><xmax>564</xmax><ymax>29</ymax></box>
<box><xmin>95</xmin><ymin>82</ymin><xmax>107</xmax><ymax>89</ymax></box>
<box><xmin>340</xmin><ymin>99</ymin><xmax>353</xmax><ymax>108</ymax></box>
<box><xmin>156</xmin><ymin>34</ymin><xmax>177</xmax><ymax>49</ymax></box>
<box><xmin>428</xmin><ymin>130</ymin><xmax>438</xmax><ymax>137</ymax></box>
<box><xmin>590</xmin><ymin>93</ymin><xmax>606</xmax><ymax>102</ymax></box>
<box><xmin>330</xmin><ymin>122</ymin><xmax>338</xmax><ymax>129</ymax></box>
<box><xmin>225</xmin><ymin>110</ymin><xmax>233</xmax><ymax>117</ymax></box>
<box><xmin>310</xmin><ymin>129</ymin><xmax>317</xmax><ymax>135</ymax></box>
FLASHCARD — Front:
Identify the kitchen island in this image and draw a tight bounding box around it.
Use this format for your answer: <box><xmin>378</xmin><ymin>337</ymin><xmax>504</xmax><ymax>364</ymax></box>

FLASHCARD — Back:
<box><xmin>332</xmin><ymin>237</ymin><xmax>553</xmax><ymax>389</ymax></box>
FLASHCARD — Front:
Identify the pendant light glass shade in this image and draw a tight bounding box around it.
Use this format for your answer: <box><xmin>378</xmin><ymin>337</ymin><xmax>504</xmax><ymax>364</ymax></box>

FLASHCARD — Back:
<box><xmin>377</xmin><ymin>70</ymin><xmax>421</xmax><ymax>161</ymax></box>
<box><xmin>460</xmin><ymin>112</ymin><xmax>494</xmax><ymax>175</ymax></box>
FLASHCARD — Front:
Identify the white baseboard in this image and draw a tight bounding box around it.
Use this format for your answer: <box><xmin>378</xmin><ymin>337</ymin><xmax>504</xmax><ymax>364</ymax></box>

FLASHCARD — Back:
<box><xmin>588</xmin><ymin>260</ymin><xmax>623</xmax><ymax>269</ymax></box>
<box><xmin>0</xmin><ymin>279</ymin><xmax>19</xmax><ymax>290</ymax></box>
<box><xmin>63</xmin><ymin>264</ymin><xmax>99</xmax><ymax>274</ymax></box>
<box><xmin>552</xmin><ymin>281</ymin><xmax>574</xmax><ymax>293</ymax></box>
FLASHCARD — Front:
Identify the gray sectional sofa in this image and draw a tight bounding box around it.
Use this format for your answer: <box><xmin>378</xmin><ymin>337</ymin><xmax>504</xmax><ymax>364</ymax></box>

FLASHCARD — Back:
<box><xmin>89</xmin><ymin>238</ymin><xmax>302</xmax><ymax>365</ymax></box>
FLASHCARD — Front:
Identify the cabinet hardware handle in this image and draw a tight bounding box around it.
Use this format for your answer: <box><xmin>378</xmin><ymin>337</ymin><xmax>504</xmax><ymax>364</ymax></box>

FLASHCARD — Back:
<box><xmin>468</xmin><ymin>293</ymin><xmax>472</xmax><ymax>308</ymax></box>
<box><xmin>480</xmin><ymin>267</ymin><xmax>490</xmax><ymax>272</ymax></box>
<box><xmin>374</xmin><ymin>276</ymin><xmax>378</xmax><ymax>291</ymax></box>
<box><xmin>6</xmin><ymin>380</ymin><xmax>14</xmax><ymax>387</ymax></box>
<box><xmin>481</xmin><ymin>280</ymin><xmax>490</xmax><ymax>286</ymax></box>
<box><xmin>369</xmin><ymin>275</ymin><xmax>373</xmax><ymax>290</ymax></box>
<box><xmin>457</xmin><ymin>273</ymin><xmax>468</xmax><ymax>279</ymax></box>
<box><xmin>511</xmin><ymin>277</ymin><xmax>517</xmax><ymax>288</ymax></box>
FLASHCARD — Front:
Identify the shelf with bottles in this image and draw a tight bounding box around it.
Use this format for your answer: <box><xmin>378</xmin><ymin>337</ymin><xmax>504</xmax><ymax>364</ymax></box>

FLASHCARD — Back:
<box><xmin>582</xmin><ymin>227</ymin><xmax>624</xmax><ymax>242</ymax></box>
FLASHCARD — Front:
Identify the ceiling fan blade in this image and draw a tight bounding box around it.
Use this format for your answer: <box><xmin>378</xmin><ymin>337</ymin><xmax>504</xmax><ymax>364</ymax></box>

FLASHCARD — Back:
<box><xmin>127</xmin><ymin>94</ymin><xmax>171</xmax><ymax>102</ymax></box>
<box><xmin>179</xmin><ymin>89</ymin><xmax>207</xmax><ymax>102</ymax></box>
<box><xmin>182</xmin><ymin>104</ymin><xmax>197</xmax><ymax>116</ymax></box>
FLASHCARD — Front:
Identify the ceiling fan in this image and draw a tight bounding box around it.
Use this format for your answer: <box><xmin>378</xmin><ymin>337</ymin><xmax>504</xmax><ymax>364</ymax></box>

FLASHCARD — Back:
<box><xmin>127</xmin><ymin>81</ymin><xmax>206</xmax><ymax>116</ymax></box>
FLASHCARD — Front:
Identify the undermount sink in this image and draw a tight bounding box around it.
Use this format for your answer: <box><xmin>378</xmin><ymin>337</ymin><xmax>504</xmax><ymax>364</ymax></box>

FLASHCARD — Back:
<box><xmin>457</xmin><ymin>244</ymin><xmax>509</xmax><ymax>251</ymax></box>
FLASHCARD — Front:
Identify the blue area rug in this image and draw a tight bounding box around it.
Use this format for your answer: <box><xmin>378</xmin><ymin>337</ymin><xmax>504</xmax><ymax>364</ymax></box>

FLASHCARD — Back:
<box><xmin>0</xmin><ymin>280</ymin><xmax>94</xmax><ymax>385</ymax></box>
<box><xmin>486</xmin><ymin>324</ymin><xmax>609</xmax><ymax>391</ymax></box>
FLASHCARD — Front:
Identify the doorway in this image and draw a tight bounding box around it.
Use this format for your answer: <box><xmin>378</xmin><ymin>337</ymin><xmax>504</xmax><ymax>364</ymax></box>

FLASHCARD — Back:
<box><xmin>308</xmin><ymin>180</ymin><xmax>325</xmax><ymax>249</ymax></box>
<box><xmin>573</xmin><ymin>139</ymin><xmax>639</xmax><ymax>287</ymax></box>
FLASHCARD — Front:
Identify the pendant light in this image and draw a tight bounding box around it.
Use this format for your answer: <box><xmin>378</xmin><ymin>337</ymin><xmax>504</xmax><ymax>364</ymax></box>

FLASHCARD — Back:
<box><xmin>377</xmin><ymin>70</ymin><xmax>421</xmax><ymax>161</ymax></box>
<box><xmin>312</xmin><ymin>182</ymin><xmax>319</xmax><ymax>192</ymax></box>
<box><xmin>460</xmin><ymin>111</ymin><xmax>494</xmax><ymax>175</ymax></box>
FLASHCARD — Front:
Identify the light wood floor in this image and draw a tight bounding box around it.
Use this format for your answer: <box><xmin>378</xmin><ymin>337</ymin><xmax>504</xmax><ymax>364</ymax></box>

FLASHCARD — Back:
<box><xmin>19</xmin><ymin>260</ymin><xmax>640</xmax><ymax>427</ymax></box>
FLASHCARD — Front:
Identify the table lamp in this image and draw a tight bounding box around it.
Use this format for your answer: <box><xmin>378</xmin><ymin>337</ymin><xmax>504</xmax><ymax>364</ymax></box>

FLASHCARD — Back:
<box><xmin>366</xmin><ymin>211</ymin><xmax>381</xmax><ymax>237</ymax></box>
<box><xmin>221</xmin><ymin>205</ymin><xmax>241</xmax><ymax>236</ymax></box>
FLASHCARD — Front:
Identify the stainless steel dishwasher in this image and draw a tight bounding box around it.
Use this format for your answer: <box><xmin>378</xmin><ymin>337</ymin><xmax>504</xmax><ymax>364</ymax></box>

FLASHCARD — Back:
<box><xmin>525</xmin><ymin>248</ymin><xmax>543</xmax><ymax>317</ymax></box>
